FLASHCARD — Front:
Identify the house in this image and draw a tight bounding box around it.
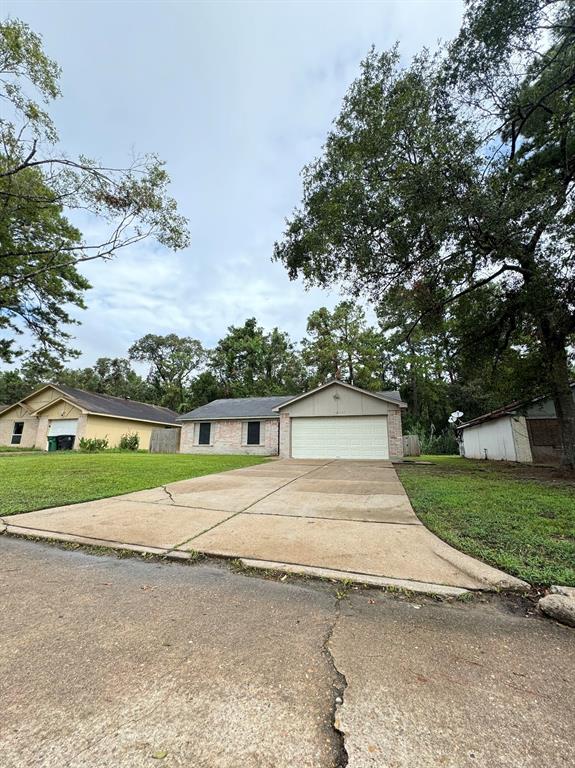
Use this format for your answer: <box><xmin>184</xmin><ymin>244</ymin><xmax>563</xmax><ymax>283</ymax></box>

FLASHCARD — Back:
<box><xmin>0</xmin><ymin>384</ymin><xmax>180</xmax><ymax>451</ymax></box>
<box><xmin>178</xmin><ymin>380</ymin><xmax>406</xmax><ymax>460</ymax></box>
<box><xmin>458</xmin><ymin>383</ymin><xmax>575</xmax><ymax>464</ymax></box>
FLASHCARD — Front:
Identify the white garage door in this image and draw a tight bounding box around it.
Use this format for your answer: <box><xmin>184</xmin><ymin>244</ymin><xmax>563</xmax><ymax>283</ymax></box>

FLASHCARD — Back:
<box><xmin>48</xmin><ymin>419</ymin><xmax>78</xmax><ymax>437</ymax></box>
<box><xmin>291</xmin><ymin>416</ymin><xmax>389</xmax><ymax>459</ymax></box>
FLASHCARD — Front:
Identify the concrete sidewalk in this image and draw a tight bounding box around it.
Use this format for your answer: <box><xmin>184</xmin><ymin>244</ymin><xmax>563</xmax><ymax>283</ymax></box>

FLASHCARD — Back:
<box><xmin>2</xmin><ymin>459</ymin><xmax>528</xmax><ymax>593</ymax></box>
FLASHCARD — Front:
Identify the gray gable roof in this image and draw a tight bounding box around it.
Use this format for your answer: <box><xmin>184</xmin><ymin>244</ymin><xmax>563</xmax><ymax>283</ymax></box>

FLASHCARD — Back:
<box><xmin>178</xmin><ymin>395</ymin><xmax>294</xmax><ymax>421</ymax></box>
<box><xmin>46</xmin><ymin>384</ymin><xmax>180</xmax><ymax>425</ymax></box>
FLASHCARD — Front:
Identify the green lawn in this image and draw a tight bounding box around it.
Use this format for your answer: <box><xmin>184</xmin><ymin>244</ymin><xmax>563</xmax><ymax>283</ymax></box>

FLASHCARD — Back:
<box><xmin>397</xmin><ymin>455</ymin><xmax>575</xmax><ymax>587</ymax></box>
<box><xmin>0</xmin><ymin>452</ymin><xmax>268</xmax><ymax>516</ymax></box>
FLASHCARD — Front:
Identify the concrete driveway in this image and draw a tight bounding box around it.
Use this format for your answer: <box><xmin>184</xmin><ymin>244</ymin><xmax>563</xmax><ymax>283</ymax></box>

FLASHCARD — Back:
<box><xmin>2</xmin><ymin>459</ymin><xmax>527</xmax><ymax>593</ymax></box>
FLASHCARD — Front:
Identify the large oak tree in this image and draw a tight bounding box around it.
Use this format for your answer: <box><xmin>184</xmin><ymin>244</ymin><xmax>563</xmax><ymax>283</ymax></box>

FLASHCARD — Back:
<box><xmin>275</xmin><ymin>0</ymin><xmax>575</xmax><ymax>466</ymax></box>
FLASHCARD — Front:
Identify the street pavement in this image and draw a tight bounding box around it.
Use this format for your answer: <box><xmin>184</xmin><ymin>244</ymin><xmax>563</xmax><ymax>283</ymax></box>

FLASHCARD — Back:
<box><xmin>0</xmin><ymin>537</ymin><xmax>572</xmax><ymax>768</ymax></box>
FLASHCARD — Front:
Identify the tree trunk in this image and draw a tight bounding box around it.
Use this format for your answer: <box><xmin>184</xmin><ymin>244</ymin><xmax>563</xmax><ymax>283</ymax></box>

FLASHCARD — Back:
<box><xmin>545</xmin><ymin>341</ymin><xmax>575</xmax><ymax>469</ymax></box>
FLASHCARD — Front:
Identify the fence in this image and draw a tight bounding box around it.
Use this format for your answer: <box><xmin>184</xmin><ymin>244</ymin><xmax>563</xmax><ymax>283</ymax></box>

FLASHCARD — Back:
<box><xmin>150</xmin><ymin>428</ymin><xmax>181</xmax><ymax>453</ymax></box>
<box><xmin>402</xmin><ymin>434</ymin><xmax>421</xmax><ymax>457</ymax></box>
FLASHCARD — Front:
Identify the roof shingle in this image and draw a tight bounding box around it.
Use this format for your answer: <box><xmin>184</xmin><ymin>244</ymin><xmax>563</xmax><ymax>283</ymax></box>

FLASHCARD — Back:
<box><xmin>47</xmin><ymin>384</ymin><xmax>180</xmax><ymax>425</ymax></box>
<box><xmin>178</xmin><ymin>396</ymin><xmax>294</xmax><ymax>421</ymax></box>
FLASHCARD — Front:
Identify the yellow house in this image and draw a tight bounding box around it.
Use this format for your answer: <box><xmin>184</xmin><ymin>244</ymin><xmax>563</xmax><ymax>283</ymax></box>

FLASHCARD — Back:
<box><xmin>0</xmin><ymin>384</ymin><xmax>180</xmax><ymax>451</ymax></box>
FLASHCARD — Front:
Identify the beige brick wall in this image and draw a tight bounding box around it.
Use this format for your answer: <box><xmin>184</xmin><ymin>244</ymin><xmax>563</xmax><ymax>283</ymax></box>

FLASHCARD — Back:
<box><xmin>387</xmin><ymin>407</ymin><xmax>404</xmax><ymax>459</ymax></box>
<box><xmin>279</xmin><ymin>411</ymin><xmax>291</xmax><ymax>459</ymax></box>
<box><xmin>180</xmin><ymin>418</ymin><xmax>280</xmax><ymax>455</ymax></box>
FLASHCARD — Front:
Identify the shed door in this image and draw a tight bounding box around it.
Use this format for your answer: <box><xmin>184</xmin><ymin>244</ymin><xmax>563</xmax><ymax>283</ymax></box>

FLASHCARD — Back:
<box><xmin>48</xmin><ymin>419</ymin><xmax>78</xmax><ymax>437</ymax></box>
<box><xmin>291</xmin><ymin>416</ymin><xmax>389</xmax><ymax>459</ymax></box>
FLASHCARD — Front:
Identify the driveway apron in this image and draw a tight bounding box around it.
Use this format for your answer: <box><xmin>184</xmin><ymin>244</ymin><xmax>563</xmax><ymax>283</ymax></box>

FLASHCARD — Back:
<box><xmin>2</xmin><ymin>459</ymin><xmax>527</xmax><ymax>592</ymax></box>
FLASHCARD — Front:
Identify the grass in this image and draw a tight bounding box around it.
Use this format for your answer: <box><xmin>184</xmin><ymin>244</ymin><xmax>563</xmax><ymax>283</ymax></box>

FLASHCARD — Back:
<box><xmin>0</xmin><ymin>452</ymin><xmax>268</xmax><ymax>516</ymax></box>
<box><xmin>397</xmin><ymin>455</ymin><xmax>575</xmax><ymax>587</ymax></box>
<box><xmin>0</xmin><ymin>445</ymin><xmax>42</xmax><ymax>453</ymax></box>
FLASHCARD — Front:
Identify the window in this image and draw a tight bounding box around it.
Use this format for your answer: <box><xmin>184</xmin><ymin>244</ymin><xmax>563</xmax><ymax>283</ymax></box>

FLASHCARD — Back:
<box><xmin>198</xmin><ymin>422</ymin><xmax>211</xmax><ymax>445</ymax></box>
<box><xmin>11</xmin><ymin>421</ymin><xmax>24</xmax><ymax>445</ymax></box>
<box><xmin>247</xmin><ymin>421</ymin><xmax>261</xmax><ymax>445</ymax></box>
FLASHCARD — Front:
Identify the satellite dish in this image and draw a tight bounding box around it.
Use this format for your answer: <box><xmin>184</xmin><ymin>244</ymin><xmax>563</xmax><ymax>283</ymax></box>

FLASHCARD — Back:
<box><xmin>448</xmin><ymin>410</ymin><xmax>464</xmax><ymax>423</ymax></box>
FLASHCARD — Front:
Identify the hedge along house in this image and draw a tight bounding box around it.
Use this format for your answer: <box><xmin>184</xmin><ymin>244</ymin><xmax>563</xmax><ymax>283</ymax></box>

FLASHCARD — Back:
<box><xmin>178</xmin><ymin>380</ymin><xmax>406</xmax><ymax>460</ymax></box>
<box><xmin>0</xmin><ymin>384</ymin><xmax>180</xmax><ymax>450</ymax></box>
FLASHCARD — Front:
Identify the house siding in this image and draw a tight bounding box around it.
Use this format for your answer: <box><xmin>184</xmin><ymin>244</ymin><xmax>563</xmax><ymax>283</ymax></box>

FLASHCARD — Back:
<box><xmin>180</xmin><ymin>418</ymin><xmax>279</xmax><ymax>455</ymax></box>
<box><xmin>82</xmin><ymin>415</ymin><xmax>174</xmax><ymax>450</ymax></box>
<box><xmin>511</xmin><ymin>416</ymin><xmax>533</xmax><ymax>463</ymax></box>
<box><xmin>462</xmin><ymin>416</ymin><xmax>517</xmax><ymax>461</ymax></box>
<box><xmin>0</xmin><ymin>405</ymin><xmax>38</xmax><ymax>448</ymax></box>
<box><xmin>278</xmin><ymin>383</ymin><xmax>404</xmax><ymax>459</ymax></box>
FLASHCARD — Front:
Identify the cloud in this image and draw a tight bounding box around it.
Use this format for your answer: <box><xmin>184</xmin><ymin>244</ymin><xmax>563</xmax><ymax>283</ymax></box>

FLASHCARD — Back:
<box><xmin>3</xmin><ymin>0</ymin><xmax>464</xmax><ymax>368</ymax></box>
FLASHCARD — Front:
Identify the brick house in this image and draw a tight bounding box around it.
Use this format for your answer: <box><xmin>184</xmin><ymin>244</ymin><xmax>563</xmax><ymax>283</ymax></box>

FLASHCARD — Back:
<box><xmin>178</xmin><ymin>380</ymin><xmax>406</xmax><ymax>460</ymax></box>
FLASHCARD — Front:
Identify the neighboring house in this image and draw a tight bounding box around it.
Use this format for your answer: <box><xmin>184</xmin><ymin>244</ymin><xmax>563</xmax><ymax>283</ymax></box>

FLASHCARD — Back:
<box><xmin>0</xmin><ymin>384</ymin><xmax>180</xmax><ymax>451</ymax></box>
<box><xmin>178</xmin><ymin>380</ymin><xmax>407</xmax><ymax>460</ymax></box>
<box><xmin>458</xmin><ymin>383</ymin><xmax>575</xmax><ymax>464</ymax></box>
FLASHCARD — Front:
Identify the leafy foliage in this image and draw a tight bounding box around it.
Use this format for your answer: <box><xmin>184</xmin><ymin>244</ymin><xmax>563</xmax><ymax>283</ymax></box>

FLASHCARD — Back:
<box><xmin>119</xmin><ymin>432</ymin><xmax>140</xmax><ymax>451</ymax></box>
<box><xmin>78</xmin><ymin>436</ymin><xmax>109</xmax><ymax>453</ymax></box>
<box><xmin>0</xmin><ymin>19</ymin><xmax>189</xmax><ymax>362</ymax></box>
<box><xmin>274</xmin><ymin>2</ymin><xmax>575</xmax><ymax>464</ymax></box>
<box><xmin>128</xmin><ymin>334</ymin><xmax>205</xmax><ymax>411</ymax></box>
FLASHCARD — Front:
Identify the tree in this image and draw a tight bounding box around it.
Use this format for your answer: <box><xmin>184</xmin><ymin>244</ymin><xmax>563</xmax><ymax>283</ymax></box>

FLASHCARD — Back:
<box><xmin>56</xmin><ymin>357</ymin><xmax>153</xmax><ymax>401</ymax></box>
<box><xmin>275</xmin><ymin>1</ymin><xmax>575</xmax><ymax>466</ymax></box>
<box><xmin>210</xmin><ymin>318</ymin><xmax>306</xmax><ymax>397</ymax></box>
<box><xmin>0</xmin><ymin>20</ymin><xmax>189</xmax><ymax>363</ymax></box>
<box><xmin>302</xmin><ymin>301</ymin><xmax>386</xmax><ymax>389</ymax></box>
<box><xmin>128</xmin><ymin>334</ymin><xmax>205</xmax><ymax>410</ymax></box>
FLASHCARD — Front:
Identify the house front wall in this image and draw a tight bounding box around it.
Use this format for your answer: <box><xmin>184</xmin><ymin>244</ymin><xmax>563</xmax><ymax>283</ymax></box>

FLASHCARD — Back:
<box><xmin>278</xmin><ymin>384</ymin><xmax>404</xmax><ymax>459</ymax></box>
<box><xmin>180</xmin><ymin>418</ymin><xmax>279</xmax><ymax>455</ymax></box>
<box><xmin>82</xmin><ymin>415</ymin><xmax>175</xmax><ymax>450</ymax></box>
<box><xmin>0</xmin><ymin>404</ymin><xmax>39</xmax><ymax>448</ymax></box>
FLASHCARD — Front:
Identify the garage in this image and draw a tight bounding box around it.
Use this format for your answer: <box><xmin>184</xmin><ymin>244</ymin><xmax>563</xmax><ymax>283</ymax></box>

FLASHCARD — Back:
<box><xmin>48</xmin><ymin>419</ymin><xmax>78</xmax><ymax>437</ymax></box>
<box><xmin>48</xmin><ymin>419</ymin><xmax>78</xmax><ymax>450</ymax></box>
<box><xmin>291</xmin><ymin>415</ymin><xmax>389</xmax><ymax>459</ymax></box>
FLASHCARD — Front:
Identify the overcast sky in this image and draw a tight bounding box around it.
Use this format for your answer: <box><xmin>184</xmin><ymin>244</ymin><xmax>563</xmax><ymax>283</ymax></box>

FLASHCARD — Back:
<box><xmin>5</xmin><ymin>0</ymin><xmax>464</xmax><ymax>366</ymax></box>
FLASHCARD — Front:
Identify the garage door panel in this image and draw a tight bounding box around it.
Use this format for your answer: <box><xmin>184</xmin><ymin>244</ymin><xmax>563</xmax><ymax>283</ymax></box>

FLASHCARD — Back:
<box><xmin>291</xmin><ymin>416</ymin><xmax>389</xmax><ymax>459</ymax></box>
<box><xmin>48</xmin><ymin>419</ymin><xmax>78</xmax><ymax>437</ymax></box>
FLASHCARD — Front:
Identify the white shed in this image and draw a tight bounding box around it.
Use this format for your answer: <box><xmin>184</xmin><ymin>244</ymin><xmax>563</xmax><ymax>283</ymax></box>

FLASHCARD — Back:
<box><xmin>460</xmin><ymin>414</ymin><xmax>532</xmax><ymax>462</ymax></box>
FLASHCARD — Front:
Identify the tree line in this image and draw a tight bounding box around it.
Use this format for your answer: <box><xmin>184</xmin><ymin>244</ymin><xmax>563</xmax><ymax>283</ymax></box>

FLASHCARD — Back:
<box><xmin>2</xmin><ymin>3</ymin><xmax>574</xmax><ymax>463</ymax></box>
<box><xmin>0</xmin><ymin>300</ymin><xmax>544</xmax><ymax>446</ymax></box>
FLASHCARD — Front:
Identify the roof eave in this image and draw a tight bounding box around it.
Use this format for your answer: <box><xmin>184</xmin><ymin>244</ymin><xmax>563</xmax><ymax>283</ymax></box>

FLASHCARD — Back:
<box><xmin>177</xmin><ymin>414</ymin><xmax>280</xmax><ymax>422</ymax></box>
<box><xmin>273</xmin><ymin>380</ymin><xmax>407</xmax><ymax>411</ymax></box>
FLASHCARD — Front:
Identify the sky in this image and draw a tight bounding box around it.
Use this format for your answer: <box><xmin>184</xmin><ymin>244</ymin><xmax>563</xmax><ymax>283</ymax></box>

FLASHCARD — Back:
<box><xmin>4</xmin><ymin>0</ymin><xmax>464</xmax><ymax>367</ymax></box>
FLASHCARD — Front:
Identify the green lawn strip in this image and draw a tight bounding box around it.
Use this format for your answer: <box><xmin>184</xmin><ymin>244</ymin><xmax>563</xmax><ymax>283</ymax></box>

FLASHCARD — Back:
<box><xmin>0</xmin><ymin>452</ymin><xmax>268</xmax><ymax>516</ymax></box>
<box><xmin>0</xmin><ymin>446</ymin><xmax>42</xmax><ymax>453</ymax></box>
<box><xmin>397</xmin><ymin>456</ymin><xmax>575</xmax><ymax>587</ymax></box>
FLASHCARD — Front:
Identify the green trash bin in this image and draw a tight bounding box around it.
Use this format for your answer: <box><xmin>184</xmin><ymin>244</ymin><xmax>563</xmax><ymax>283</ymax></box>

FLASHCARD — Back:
<box><xmin>47</xmin><ymin>435</ymin><xmax>58</xmax><ymax>452</ymax></box>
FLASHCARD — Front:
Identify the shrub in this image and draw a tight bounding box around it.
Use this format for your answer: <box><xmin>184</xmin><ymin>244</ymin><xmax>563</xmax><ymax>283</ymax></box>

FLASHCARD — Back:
<box><xmin>411</xmin><ymin>423</ymin><xmax>459</xmax><ymax>455</ymax></box>
<box><xmin>79</xmin><ymin>436</ymin><xmax>109</xmax><ymax>452</ymax></box>
<box><xmin>119</xmin><ymin>432</ymin><xmax>140</xmax><ymax>451</ymax></box>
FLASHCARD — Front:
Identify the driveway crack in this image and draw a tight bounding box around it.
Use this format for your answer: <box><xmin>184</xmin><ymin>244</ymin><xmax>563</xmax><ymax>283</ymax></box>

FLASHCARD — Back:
<box><xmin>323</xmin><ymin>598</ymin><xmax>349</xmax><ymax>768</ymax></box>
<box><xmin>161</xmin><ymin>485</ymin><xmax>176</xmax><ymax>505</ymax></box>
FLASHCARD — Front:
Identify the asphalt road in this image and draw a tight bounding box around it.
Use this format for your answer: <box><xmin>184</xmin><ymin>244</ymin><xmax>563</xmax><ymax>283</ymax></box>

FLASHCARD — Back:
<box><xmin>0</xmin><ymin>537</ymin><xmax>573</xmax><ymax>768</ymax></box>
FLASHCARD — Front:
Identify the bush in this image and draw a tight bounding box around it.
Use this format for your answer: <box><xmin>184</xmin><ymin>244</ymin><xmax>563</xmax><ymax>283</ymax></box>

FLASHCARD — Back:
<box><xmin>78</xmin><ymin>436</ymin><xmax>109</xmax><ymax>452</ymax></box>
<box><xmin>411</xmin><ymin>423</ymin><xmax>459</xmax><ymax>455</ymax></box>
<box><xmin>421</xmin><ymin>431</ymin><xmax>459</xmax><ymax>455</ymax></box>
<box><xmin>119</xmin><ymin>432</ymin><xmax>140</xmax><ymax>451</ymax></box>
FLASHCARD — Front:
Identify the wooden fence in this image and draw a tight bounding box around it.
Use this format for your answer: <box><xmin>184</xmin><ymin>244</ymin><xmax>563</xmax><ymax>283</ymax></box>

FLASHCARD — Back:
<box><xmin>150</xmin><ymin>428</ymin><xmax>181</xmax><ymax>453</ymax></box>
<box><xmin>402</xmin><ymin>434</ymin><xmax>421</xmax><ymax>457</ymax></box>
